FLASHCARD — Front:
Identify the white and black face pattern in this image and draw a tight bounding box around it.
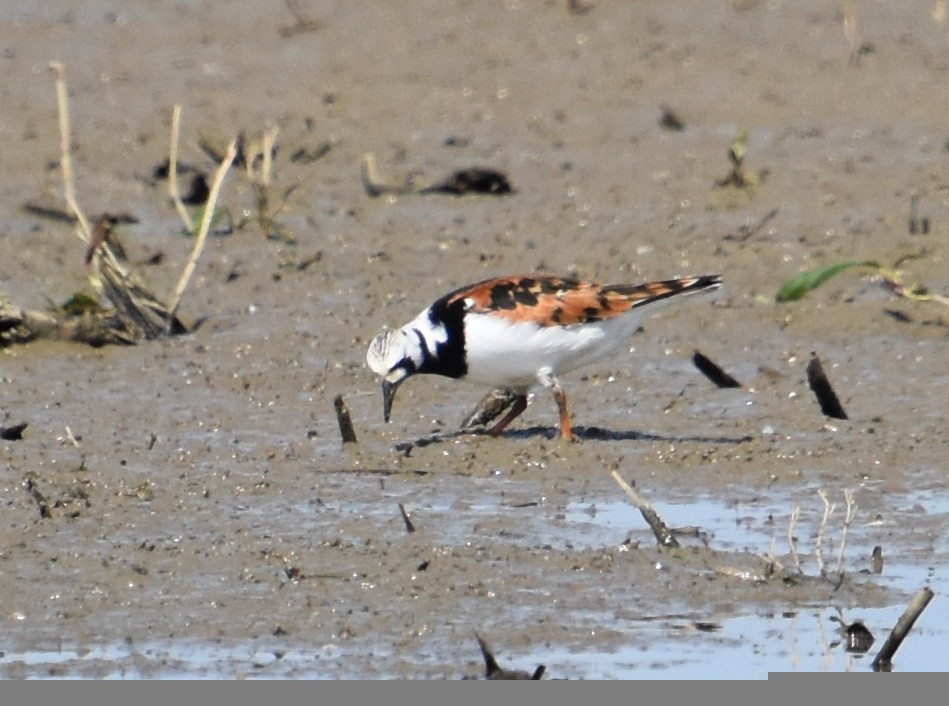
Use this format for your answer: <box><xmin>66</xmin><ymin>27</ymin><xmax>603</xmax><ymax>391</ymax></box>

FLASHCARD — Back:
<box><xmin>367</xmin><ymin>328</ymin><xmax>420</xmax><ymax>384</ymax></box>
<box><xmin>366</xmin><ymin>327</ymin><xmax>417</xmax><ymax>423</ymax></box>
<box><xmin>366</xmin><ymin>309</ymin><xmax>455</xmax><ymax>422</ymax></box>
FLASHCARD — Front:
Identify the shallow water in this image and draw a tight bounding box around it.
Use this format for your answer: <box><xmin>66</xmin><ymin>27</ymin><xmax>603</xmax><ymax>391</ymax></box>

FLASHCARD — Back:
<box><xmin>1</xmin><ymin>476</ymin><xmax>943</xmax><ymax>678</ymax></box>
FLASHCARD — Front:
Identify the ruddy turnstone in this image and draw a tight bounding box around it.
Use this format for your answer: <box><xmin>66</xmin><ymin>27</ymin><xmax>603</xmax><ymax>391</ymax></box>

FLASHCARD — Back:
<box><xmin>367</xmin><ymin>273</ymin><xmax>721</xmax><ymax>441</ymax></box>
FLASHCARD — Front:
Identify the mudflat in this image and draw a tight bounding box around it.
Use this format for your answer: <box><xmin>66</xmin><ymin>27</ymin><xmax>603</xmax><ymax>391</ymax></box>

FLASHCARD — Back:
<box><xmin>1</xmin><ymin>2</ymin><xmax>947</xmax><ymax>678</ymax></box>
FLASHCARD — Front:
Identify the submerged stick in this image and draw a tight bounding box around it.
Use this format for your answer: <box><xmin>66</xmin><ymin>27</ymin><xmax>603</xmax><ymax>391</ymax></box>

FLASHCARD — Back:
<box><xmin>872</xmin><ymin>587</ymin><xmax>935</xmax><ymax>670</ymax></box>
<box><xmin>333</xmin><ymin>394</ymin><xmax>358</xmax><ymax>444</ymax></box>
<box><xmin>609</xmin><ymin>470</ymin><xmax>679</xmax><ymax>548</ymax></box>
<box><xmin>397</xmin><ymin>503</ymin><xmax>415</xmax><ymax>533</ymax></box>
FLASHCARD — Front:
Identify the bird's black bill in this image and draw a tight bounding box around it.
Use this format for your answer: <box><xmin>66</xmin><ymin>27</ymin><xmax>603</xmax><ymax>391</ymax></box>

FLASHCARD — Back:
<box><xmin>382</xmin><ymin>379</ymin><xmax>399</xmax><ymax>423</ymax></box>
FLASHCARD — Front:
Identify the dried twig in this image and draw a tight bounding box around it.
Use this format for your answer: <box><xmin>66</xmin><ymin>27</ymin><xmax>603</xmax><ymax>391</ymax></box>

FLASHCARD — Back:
<box><xmin>610</xmin><ymin>470</ymin><xmax>679</xmax><ymax>547</ymax></box>
<box><xmin>788</xmin><ymin>505</ymin><xmax>801</xmax><ymax>571</ymax></box>
<box><xmin>835</xmin><ymin>489</ymin><xmax>856</xmax><ymax>573</ymax></box>
<box><xmin>167</xmin><ymin>139</ymin><xmax>237</xmax><ymax>327</ymax></box>
<box><xmin>51</xmin><ymin>61</ymin><xmax>166</xmax><ymax>335</ymax></box>
<box><xmin>815</xmin><ymin>489</ymin><xmax>836</xmax><ymax>576</ymax></box>
<box><xmin>49</xmin><ymin>61</ymin><xmax>92</xmax><ymax>243</ymax></box>
<box><xmin>168</xmin><ymin>104</ymin><xmax>195</xmax><ymax>233</ymax></box>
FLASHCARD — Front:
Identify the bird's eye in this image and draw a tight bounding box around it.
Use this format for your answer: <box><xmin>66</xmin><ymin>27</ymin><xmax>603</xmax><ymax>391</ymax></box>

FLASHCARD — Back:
<box><xmin>386</xmin><ymin>358</ymin><xmax>416</xmax><ymax>382</ymax></box>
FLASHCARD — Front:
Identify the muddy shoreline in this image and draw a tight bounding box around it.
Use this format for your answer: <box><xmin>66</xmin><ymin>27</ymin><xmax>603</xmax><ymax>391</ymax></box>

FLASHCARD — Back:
<box><xmin>2</xmin><ymin>1</ymin><xmax>947</xmax><ymax>677</ymax></box>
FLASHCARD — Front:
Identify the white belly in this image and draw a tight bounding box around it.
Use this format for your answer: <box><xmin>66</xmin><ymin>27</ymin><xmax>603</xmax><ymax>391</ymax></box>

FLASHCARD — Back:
<box><xmin>462</xmin><ymin>312</ymin><xmax>641</xmax><ymax>389</ymax></box>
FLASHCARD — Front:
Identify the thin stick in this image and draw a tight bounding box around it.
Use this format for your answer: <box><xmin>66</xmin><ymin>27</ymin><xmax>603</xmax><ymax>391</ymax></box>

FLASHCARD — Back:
<box><xmin>49</xmin><ymin>61</ymin><xmax>92</xmax><ymax>243</ymax></box>
<box><xmin>835</xmin><ymin>489</ymin><xmax>856</xmax><ymax>573</ymax></box>
<box><xmin>397</xmin><ymin>503</ymin><xmax>415</xmax><ymax>534</ymax></box>
<box><xmin>609</xmin><ymin>470</ymin><xmax>679</xmax><ymax>547</ymax></box>
<box><xmin>168</xmin><ymin>104</ymin><xmax>194</xmax><ymax>233</ymax></box>
<box><xmin>872</xmin><ymin>587</ymin><xmax>936</xmax><ymax>670</ymax></box>
<box><xmin>788</xmin><ymin>505</ymin><xmax>801</xmax><ymax>571</ymax></box>
<box><xmin>815</xmin><ymin>489</ymin><xmax>835</xmax><ymax>576</ymax></box>
<box><xmin>167</xmin><ymin>139</ymin><xmax>237</xmax><ymax>328</ymax></box>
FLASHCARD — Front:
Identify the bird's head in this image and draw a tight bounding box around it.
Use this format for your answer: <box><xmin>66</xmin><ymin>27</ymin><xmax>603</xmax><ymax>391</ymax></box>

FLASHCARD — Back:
<box><xmin>366</xmin><ymin>327</ymin><xmax>423</xmax><ymax>422</ymax></box>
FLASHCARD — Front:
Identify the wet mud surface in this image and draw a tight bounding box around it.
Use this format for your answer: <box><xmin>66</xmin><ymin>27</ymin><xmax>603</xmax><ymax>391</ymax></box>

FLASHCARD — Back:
<box><xmin>1</xmin><ymin>1</ymin><xmax>948</xmax><ymax>678</ymax></box>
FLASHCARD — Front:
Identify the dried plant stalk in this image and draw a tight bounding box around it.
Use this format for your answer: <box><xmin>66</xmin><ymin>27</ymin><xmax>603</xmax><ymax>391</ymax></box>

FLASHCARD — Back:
<box><xmin>167</xmin><ymin>139</ymin><xmax>237</xmax><ymax>327</ymax></box>
<box><xmin>610</xmin><ymin>470</ymin><xmax>680</xmax><ymax>548</ymax></box>
<box><xmin>49</xmin><ymin>61</ymin><xmax>92</xmax><ymax>243</ymax></box>
<box><xmin>168</xmin><ymin>104</ymin><xmax>195</xmax><ymax>232</ymax></box>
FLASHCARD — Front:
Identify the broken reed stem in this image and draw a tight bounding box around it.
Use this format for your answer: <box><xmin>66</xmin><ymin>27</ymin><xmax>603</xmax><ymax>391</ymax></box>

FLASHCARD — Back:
<box><xmin>872</xmin><ymin>587</ymin><xmax>935</xmax><ymax>671</ymax></box>
<box><xmin>50</xmin><ymin>61</ymin><xmax>92</xmax><ymax>243</ymax></box>
<box><xmin>835</xmin><ymin>489</ymin><xmax>857</xmax><ymax>573</ymax></box>
<box><xmin>167</xmin><ymin>139</ymin><xmax>237</xmax><ymax>328</ymax></box>
<box><xmin>168</xmin><ymin>104</ymin><xmax>194</xmax><ymax>233</ymax></box>
<box><xmin>609</xmin><ymin>470</ymin><xmax>679</xmax><ymax>548</ymax></box>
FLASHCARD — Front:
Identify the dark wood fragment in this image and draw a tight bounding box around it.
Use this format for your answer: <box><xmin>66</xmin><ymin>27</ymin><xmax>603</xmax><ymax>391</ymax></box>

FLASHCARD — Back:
<box><xmin>872</xmin><ymin>587</ymin><xmax>935</xmax><ymax>670</ymax></box>
<box><xmin>333</xmin><ymin>394</ymin><xmax>358</xmax><ymax>444</ymax></box>
<box><xmin>806</xmin><ymin>352</ymin><xmax>848</xmax><ymax>420</ymax></box>
<box><xmin>692</xmin><ymin>350</ymin><xmax>742</xmax><ymax>388</ymax></box>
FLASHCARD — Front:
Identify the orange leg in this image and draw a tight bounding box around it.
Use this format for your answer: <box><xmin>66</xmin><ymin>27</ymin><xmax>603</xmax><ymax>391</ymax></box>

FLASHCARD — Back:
<box><xmin>551</xmin><ymin>382</ymin><xmax>579</xmax><ymax>443</ymax></box>
<box><xmin>487</xmin><ymin>394</ymin><xmax>528</xmax><ymax>436</ymax></box>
